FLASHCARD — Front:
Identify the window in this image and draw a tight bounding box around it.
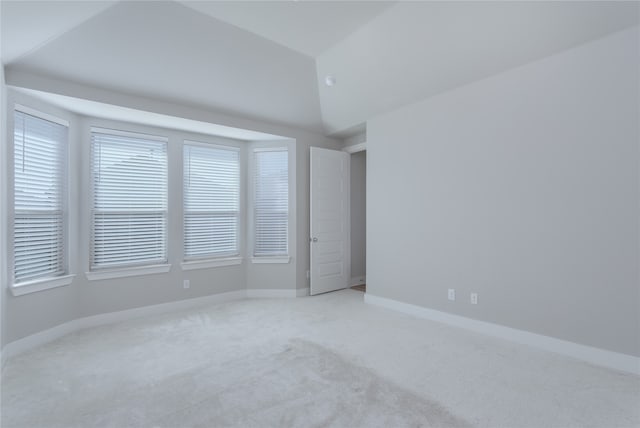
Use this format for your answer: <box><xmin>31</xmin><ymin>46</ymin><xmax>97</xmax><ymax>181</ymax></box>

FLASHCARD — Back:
<box><xmin>253</xmin><ymin>148</ymin><xmax>288</xmax><ymax>257</ymax></box>
<box><xmin>90</xmin><ymin>128</ymin><xmax>168</xmax><ymax>271</ymax></box>
<box><xmin>183</xmin><ymin>142</ymin><xmax>240</xmax><ymax>259</ymax></box>
<box><xmin>12</xmin><ymin>109</ymin><xmax>68</xmax><ymax>284</ymax></box>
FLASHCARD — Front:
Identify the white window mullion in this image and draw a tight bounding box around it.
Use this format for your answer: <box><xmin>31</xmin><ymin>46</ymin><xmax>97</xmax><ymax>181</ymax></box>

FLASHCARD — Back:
<box><xmin>90</xmin><ymin>129</ymin><xmax>168</xmax><ymax>271</ymax></box>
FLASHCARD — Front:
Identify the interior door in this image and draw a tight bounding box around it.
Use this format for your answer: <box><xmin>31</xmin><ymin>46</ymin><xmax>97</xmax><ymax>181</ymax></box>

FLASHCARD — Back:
<box><xmin>310</xmin><ymin>147</ymin><xmax>350</xmax><ymax>295</ymax></box>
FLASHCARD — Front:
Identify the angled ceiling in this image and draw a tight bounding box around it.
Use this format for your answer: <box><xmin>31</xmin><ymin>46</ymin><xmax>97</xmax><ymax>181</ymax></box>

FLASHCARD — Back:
<box><xmin>180</xmin><ymin>1</ymin><xmax>394</xmax><ymax>58</ymax></box>
<box><xmin>316</xmin><ymin>1</ymin><xmax>640</xmax><ymax>134</ymax></box>
<box><xmin>0</xmin><ymin>0</ymin><xmax>116</xmax><ymax>64</ymax></box>
<box><xmin>2</xmin><ymin>1</ymin><xmax>638</xmax><ymax>137</ymax></box>
<box><xmin>3</xmin><ymin>1</ymin><xmax>325</xmax><ymax>133</ymax></box>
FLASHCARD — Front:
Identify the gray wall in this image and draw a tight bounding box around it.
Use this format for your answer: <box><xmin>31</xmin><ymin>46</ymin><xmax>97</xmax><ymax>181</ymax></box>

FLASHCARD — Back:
<box><xmin>350</xmin><ymin>151</ymin><xmax>366</xmax><ymax>282</ymax></box>
<box><xmin>367</xmin><ymin>27</ymin><xmax>640</xmax><ymax>357</ymax></box>
<box><xmin>2</xmin><ymin>91</ymin><xmax>82</xmax><ymax>345</ymax></box>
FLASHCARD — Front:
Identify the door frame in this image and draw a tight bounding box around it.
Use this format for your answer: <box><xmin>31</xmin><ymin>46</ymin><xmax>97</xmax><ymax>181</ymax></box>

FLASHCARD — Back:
<box><xmin>343</xmin><ymin>143</ymin><xmax>367</xmax><ymax>289</ymax></box>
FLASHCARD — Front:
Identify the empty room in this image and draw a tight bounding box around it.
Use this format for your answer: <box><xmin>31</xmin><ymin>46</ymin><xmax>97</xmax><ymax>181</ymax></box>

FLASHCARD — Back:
<box><xmin>1</xmin><ymin>1</ymin><xmax>639</xmax><ymax>427</ymax></box>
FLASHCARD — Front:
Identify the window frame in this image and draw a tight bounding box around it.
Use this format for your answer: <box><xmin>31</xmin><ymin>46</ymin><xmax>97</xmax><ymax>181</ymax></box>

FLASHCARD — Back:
<box><xmin>8</xmin><ymin>105</ymin><xmax>75</xmax><ymax>295</ymax></box>
<box><xmin>182</xmin><ymin>140</ymin><xmax>241</xmax><ymax>264</ymax></box>
<box><xmin>87</xmin><ymin>127</ymin><xmax>169</xmax><ymax>277</ymax></box>
<box><xmin>250</xmin><ymin>146</ymin><xmax>291</xmax><ymax>263</ymax></box>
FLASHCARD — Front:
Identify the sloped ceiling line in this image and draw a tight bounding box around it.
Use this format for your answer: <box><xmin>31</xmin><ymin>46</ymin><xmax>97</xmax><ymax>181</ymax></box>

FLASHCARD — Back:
<box><xmin>1</xmin><ymin>0</ymin><xmax>119</xmax><ymax>65</ymax></box>
<box><xmin>4</xmin><ymin>1</ymin><xmax>326</xmax><ymax>134</ymax></box>
<box><xmin>2</xmin><ymin>1</ymin><xmax>639</xmax><ymax>137</ymax></box>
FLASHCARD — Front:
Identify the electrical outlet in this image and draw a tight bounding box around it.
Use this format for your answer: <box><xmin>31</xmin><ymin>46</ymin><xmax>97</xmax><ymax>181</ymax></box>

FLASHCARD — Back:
<box><xmin>470</xmin><ymin>293</ymin><xmax>478</xmax><ymax>304</ymax></box>
<box><xmin>183</xmin><ymin>279</ymin><xmax>190</xmax><ymax>289</ymax></box>
<box><xmin>448</xmin><ymin>289</ymin><xmax>455</xmax><ymax>301</ymax></box>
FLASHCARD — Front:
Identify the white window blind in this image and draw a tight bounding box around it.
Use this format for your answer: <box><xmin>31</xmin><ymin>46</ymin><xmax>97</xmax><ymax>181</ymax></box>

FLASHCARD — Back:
<box><xmin>90</xmin><ymin>129</ymin><xmax>168</xmax><ymax>270</ymax></box>
<box><xmin>13</xmin><ymin>110</ymin><xmax>68</xmax><ymax>284</ymax></box>
<box><xmin>253</xmin><ymin>148</ymin><xmax>288</xmax><ymax>257</ymax></box>
<box><xmin>184</xmin><ymin>142</ymin><xmax>240</xmax><ymax>259</ymax></box>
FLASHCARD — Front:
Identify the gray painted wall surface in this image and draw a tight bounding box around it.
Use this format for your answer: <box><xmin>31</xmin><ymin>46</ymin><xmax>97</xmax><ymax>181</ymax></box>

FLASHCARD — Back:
<box><xmin>2</xmin><ymin>91</ymin><xmax>82</xmax><ymax>345</ymax></box>
<box><xmin>350</xmin><ymin>151</ymin><xmax>366</xmax><ymax>281</ymax></box>
<box><xmin>343</xmin><ymin>132</ymin><xmax>366</xmax><ymax>148</ymax></box>
<box><xmin>367</xmin><ymin>27</ymin><xmax>640</xmax><ymax>357</ymax></box>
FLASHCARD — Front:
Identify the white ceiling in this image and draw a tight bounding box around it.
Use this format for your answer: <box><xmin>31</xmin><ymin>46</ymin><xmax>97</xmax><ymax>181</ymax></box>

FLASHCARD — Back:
<box><xmin>0</xmin><ymin>1</ymin><xmax>117</xmax><ymax>64</ymax></box>
<box><xmin>4</xmin><ymin>1</ymin><xmax>326</xmax><ymax>133</ymax></box>
<box><xmin>0</xmin><ymin>1</ymin><xmax>394</xmax><ymax>63</ymax></box>
<box><xmin>2</xmin><ymin>1</ymin><xmax>638</xmax><ymax>138</ymax></box>
<box><xmin>180</xmin><ymin>1</ymin><xmax>394</xmax><ymax>58</ymax></box>
<box><xmin>316</xmin><ymin>1</ymin><xmax>640</xmax><ymax>134</ymax></box>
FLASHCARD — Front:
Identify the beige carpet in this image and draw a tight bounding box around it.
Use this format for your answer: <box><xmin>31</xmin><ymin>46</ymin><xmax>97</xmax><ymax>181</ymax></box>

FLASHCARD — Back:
<box><xmin>151</xmin><ymin>339</ymin><xmax>468</xmax><ymax>428</ymax></box>
<box><xmin>2</xmin><ymin>290</ymin><xmax>639</xmax><ymax>427</ymax></box>
<box><xmin>4</xmin><ymin>338</ymin><xmax>469</xmax><ymax>427</ymax></box>
<box><xmin>1</xmin><ymin>303</ymin><xmax>468</xmax><ymax>428</ymax></box>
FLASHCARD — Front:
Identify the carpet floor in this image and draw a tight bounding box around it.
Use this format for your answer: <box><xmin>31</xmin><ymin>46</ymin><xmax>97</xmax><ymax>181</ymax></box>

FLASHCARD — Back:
<box><xmin>2</xmin><ymin>289</ymin><xmax>639</xmax><ymax>427</ymax></box>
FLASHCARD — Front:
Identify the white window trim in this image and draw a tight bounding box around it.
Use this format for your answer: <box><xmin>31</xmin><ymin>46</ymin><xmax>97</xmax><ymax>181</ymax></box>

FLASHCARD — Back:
<box><xmin>183</xmin><ymin>140</ymin><xmax>240</xmax><ymax>152</ymax></box>
<box><xmin>253</xmin><ymin>147</ymin><xmax>289</xmax><ymax>153</ymax></box>
<box><xmin>181</xmin><ymin>256</ymin><xmax>243</xmax><ymax>271</ymax></box>
<box><xmin>10</xmin><ymin>274</ymin><xmax>75</xmax><ymax>296</ymax></box>
<box><xmin>250</xmin><ymin>146</ymin><xmax>290</xmax><ymax>258</ymax></box>
<box><xmin>10</xmin><ymin>105</ymin><xmax>70</xmax><ymax>287</ymax></box>
<box><xmin>251</xmin><ymin>256</ymin><xmax>290</xmax><ymax>264</ymax></box>
<box><xmin>15</xmin><ymin>104</ymin><xmax>70</xmax><ymax>127</ymax></box>
<box><xmin>90</xmin><ymin>126</ymin><xmax>168</xmax><ymax>142</ymax></box>
<box><xmin>183</xmin><ymin>140</ymin><xmax>241</xmax><ymax>261</ymax></box>
<box><xmin>85</xmin><ymin>263</ymin><xmax>171</xmax><ymax>281</ymax></box>
<box><xmin>89</xmin><ymin>128</ymin><xmax>169</xmax><ymax>271</ymax></box>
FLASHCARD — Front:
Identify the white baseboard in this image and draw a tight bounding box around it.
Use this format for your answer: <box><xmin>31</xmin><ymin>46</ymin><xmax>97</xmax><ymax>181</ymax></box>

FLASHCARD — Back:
<box><xmin>2</xmin><ymin>318</ymin><xmax>80</xmax><ymax>367</ymax></box>
<box><xmin>350</xmin><ymin>276</ymin><xmax>366</xmax><ymax>286</ymax></box>
<box><xmin>2</xmin><ymin>288</ymin><xmax>311</xmax><ymax>364</ymax></box>
<box><xmin>80</xmin><ymin>290</ymin><xmax>247</xmax><ymax>329</ymax></box>
<box><xmin>2</xmin><ymin>290</ymin><xmax>246</xmax><ymax>364</ymax></box>
<box><xmin>246</xmin><ymin>288</ymin><xmax>301</xmax><ymax>298</ymax></box>
<box><xmin>364</xmin><ymin>293</ymin><xmax>640</xmax><ymax>376</ymax></box>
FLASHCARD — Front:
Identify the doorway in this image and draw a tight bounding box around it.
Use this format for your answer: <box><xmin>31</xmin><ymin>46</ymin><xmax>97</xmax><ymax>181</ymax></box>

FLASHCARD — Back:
<box><xmin>308</xmin><ymin>145</ymin><xmax>366</xmax><ymax>296</ymax></box>
<box><xmin>349</xmin><ymin>150</ymin><xmax>366</xmax><ymax>292</ymax></box>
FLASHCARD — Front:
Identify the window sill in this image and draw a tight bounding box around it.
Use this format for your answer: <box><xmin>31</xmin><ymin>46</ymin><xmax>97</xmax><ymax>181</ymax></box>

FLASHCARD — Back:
<box><xmin>10</xmin><ymin>274</ymin><xmax>75</xmax><ymax>296</ymax></box>
<box><xmin>85</xmin><ymin>264</ymin><xmax>171</xmax><ymax>281</ymax></box>
<box><xmin>181</xmin><ymin>257</ymin><xmax>243</xmax><ymax>271</ymax></box>
<box><xmin>251</xmin><ymin>256</ymin><xmax>290</xmax><ymax>264</ymax></box>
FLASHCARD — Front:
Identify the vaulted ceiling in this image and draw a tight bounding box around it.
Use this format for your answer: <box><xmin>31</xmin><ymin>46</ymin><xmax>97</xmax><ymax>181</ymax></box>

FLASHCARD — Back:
<box><xmin>2</xmin><ymin>1</ymin><xmax>638</xmax><ymax>137</ymax></box>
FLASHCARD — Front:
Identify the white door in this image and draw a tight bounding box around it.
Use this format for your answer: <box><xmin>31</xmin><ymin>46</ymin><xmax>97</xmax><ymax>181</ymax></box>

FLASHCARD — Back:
<box><xmin>310</xmin><ymin>147</ymin><xmax>350</xmax><ymax>295</ymax></box>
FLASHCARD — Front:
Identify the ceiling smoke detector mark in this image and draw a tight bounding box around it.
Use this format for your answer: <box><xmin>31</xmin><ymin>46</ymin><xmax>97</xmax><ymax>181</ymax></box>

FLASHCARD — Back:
<box><xmin>325</xmin><ymin>75</ymin><xmax>336</xmax><ymax>87</ymax></box>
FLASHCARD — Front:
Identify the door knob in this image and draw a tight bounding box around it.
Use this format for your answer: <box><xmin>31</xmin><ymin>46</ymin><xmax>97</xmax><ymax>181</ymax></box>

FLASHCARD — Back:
<box><xmin>311</xmin><ymin>237</ymin><xmax>318</xmax><ymax>242</ymax></box>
